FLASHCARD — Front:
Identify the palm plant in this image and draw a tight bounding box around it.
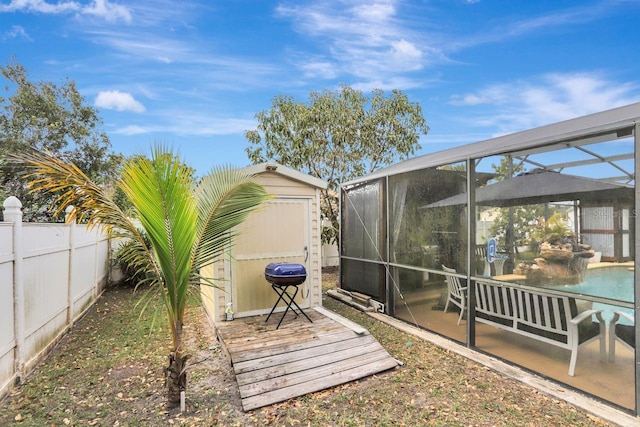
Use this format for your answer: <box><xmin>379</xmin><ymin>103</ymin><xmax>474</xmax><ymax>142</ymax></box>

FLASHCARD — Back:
<box><xmin>16</xmin><ymin>146</ymin><xmax>270</xmax><ymax>405</ymax></box>
<box><xmin>530</xmin><ymin>212</ymin><xmax>575</xmax><ymax>247</ymax></box>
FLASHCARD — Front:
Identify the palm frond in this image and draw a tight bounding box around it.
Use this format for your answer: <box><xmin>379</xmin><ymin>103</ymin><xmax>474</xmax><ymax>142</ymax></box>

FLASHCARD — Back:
<box><xmin>119</xmin><ymin>147</ymin><xmax>198</xmax><ymax>349</ymax></box>
<box><xmin>13</xmin><ymin>150</ymin><xmax>161</xmax><ymax>282</ymax></box>
<box><xmin>192</xmin><ymin>165</ymin><xmax>271</xmax><ymax>271</ymax></box>
<box><xmin>15</xmin><ymin>151</ymin><xmax>125</xmax><ymax>229</ymax></box>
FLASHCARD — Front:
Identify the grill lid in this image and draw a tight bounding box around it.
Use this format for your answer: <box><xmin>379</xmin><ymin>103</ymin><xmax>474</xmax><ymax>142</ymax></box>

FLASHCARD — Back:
<box><xmin>265</xmin><ymin>262</ymin><xmax>307</xmax><ymax>286</ymax></box>
<box><xmin>265</xmin><ymin>262</ymin><xmax>306</xmax><ymax>277</ymax></box>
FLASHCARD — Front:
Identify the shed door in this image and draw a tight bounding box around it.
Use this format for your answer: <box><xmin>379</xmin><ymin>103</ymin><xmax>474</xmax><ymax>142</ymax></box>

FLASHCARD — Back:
<box><xmin>232</xmin><ymin>198</ymin><xmax>310</xmax><ymax>315</ymax></box>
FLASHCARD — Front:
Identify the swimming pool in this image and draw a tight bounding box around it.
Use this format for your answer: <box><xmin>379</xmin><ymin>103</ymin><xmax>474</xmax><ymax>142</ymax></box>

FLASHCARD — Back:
<box><xmin>547</xmin><ymin>268</ymin><xmax>634</xmax><ymax>324</ymax></box>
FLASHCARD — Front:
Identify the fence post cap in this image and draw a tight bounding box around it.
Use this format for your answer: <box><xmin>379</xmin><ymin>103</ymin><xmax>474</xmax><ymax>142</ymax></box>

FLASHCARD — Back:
<box><xmin>3</xmin><ymin>196</ymin><xmax>22</xmax><ymax>209</ymax></box>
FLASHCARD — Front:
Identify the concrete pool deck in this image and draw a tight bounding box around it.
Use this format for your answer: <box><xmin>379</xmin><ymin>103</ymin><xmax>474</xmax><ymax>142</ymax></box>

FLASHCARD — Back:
<box><xmin>587</xmin><ymin>261</ymin><xmax>634</xmax><ymax>270</ymax></box>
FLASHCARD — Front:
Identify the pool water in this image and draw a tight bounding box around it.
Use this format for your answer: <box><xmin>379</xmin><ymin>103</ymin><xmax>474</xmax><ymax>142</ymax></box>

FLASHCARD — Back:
<box><xmin>547</xmin><ymin>268</ymin><xmax>634</xmax><ymax>325</ymax></box>
<box><xmin>549</xmin><ymin>268</ymin><xmax>634</xmax><ymax>302</ymax></box>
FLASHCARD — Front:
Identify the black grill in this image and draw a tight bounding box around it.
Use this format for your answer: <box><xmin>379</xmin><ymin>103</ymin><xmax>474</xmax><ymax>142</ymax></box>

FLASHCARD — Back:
<box><xmin>264</xmin><ymin>262</ymin><xmax>311</xmax><ymax>329</ymax></box>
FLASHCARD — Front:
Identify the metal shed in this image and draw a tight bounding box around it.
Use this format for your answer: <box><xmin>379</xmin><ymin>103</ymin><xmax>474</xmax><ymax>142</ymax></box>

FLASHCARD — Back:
<box><xmin>201</xmin><ymin>162</ymin><xmax>327</xmax><ymax>322</ymax></box>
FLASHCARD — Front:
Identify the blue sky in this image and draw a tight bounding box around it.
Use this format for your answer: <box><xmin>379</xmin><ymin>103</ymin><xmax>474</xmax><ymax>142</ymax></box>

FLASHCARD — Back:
<box><xmin>2</xmin><ymin>0</ymin><xmax>640</xmax><ymax>176</ymax></box>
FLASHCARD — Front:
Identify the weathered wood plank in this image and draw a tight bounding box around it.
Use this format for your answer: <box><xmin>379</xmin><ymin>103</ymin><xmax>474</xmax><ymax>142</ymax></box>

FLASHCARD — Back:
<box><xmin>222</xmin><ymin>324</ymin><xmax>343</xmax><ymax>353</ymax></box>
<box><xmin>225</xmin><ymin>323</ymin><xmax>351</xmax><ymax>352</ymax></box>
<box><xmin>218</xmin><ymin>316</ymin><xmax>340</xmax><ymax>349</ymax></box>
<box><xmin>216</xmin><ymin>314</ymin><xmax>322</xmax><ymax>336</ymax></box>
<box><xmin>239</xmin><ymin>348</ymin><xmax>394</xmax><ymax>398</ymax></box>
<box><xmin>241</xmin><ymin>357</ymin><xmax>399</xmax><ymax>411</ymax></box>
<box><xmin>214</xmin><ymin>307</ymin><xmax>399</xmax><ymax>411</ymax></box>
<box><xmin>235</xmin><ymin>338</ymin><xmax>383</xmax><ymax>385</ymax></box>
<box><xmin>229</xmin><ymin>329</ymin><xmax>360</xmax><ymax>363</ymax></box>
<box><xmin>313</xmin><ymin>306</ymin><xmax>367</xmax><ymax>335</ymax></box>
<box><xmin>233</xmin><ymin>334</ymin><xmax>380</xmax><ymax>374</ymax></box>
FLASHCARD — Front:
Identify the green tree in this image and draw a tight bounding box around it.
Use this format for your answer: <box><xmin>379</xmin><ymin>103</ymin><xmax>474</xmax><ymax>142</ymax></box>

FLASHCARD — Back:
<box><xmin>16</xmin><ymin>146</ymin><xmax>270</xmax><ymax>405</ymax></box>
<box><xmin>245</xmin><ymin>85</ymin><xmax>428</xmax><ymax>244</ymax></box>
<box><xmin>488</xmin><ymin>205</ymin><xmax>546</xmax><ymax>249</ymax></box>
<box><xmin>487</xmin><ymin>156</ymin><xmax>546</xmax><ymax>253</ymax></box>
<box><xmin>0</xmin><ymin>60</ymin><xmax>122</xmax><ymax>221</ymax></box>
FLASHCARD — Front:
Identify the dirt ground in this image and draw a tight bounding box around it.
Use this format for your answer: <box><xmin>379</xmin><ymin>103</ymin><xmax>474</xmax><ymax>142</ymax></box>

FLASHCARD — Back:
<box><xmin>0</xmin><ymin>268</ymin><xmax>617</xmax><ymax>426</ymax></box>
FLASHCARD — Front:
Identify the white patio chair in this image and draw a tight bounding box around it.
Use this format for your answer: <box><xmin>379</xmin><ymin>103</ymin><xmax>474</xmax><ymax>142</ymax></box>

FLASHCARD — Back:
<box><xmin>442</xmin><ymin>265</ymin><xmax>468</xmax><ymax>325</ymax></box>
<box><xmin>474</xmin><ymin>245</ymin><xmax>491</xmax><ymax>276</ymax></box>
<box><xmin>608</xmin><ymin>310</ymin><xmax>635</xmax><ymax>362</ymax></box>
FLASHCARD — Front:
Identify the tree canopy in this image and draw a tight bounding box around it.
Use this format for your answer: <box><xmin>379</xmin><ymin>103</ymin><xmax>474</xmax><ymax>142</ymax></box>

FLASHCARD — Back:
<box><xmin>245</xmin><ymin>85</ymin><xmax>428</xmax><ymax>243</ymax></box>
<box><xmin>487</xmin><ymin>156</ymin><xmax>547</xmax><ymax>251</ymax></box>
<box><xmin>0</xmin><ymin>60</ymin><xmax>122</xmax><ymax>221</ymax></box>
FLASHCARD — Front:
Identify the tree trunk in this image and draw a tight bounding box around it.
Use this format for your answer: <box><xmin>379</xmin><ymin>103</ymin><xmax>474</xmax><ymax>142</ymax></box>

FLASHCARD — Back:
<box><xmin>166</xmin><ymin>351</ymin><xmax>188</xmax><ymax>405</ymax></box>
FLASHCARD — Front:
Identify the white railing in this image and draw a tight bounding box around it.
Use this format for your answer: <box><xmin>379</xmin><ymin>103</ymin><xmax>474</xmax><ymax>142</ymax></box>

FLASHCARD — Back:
<box><xmin>0</xmin><ymin>196</ymin><xmax>112</xmax><ymax>400</ymax></box>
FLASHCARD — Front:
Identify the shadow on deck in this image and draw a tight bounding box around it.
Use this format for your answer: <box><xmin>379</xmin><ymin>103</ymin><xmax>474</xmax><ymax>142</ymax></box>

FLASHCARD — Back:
<box><xmin>214</xmin><ymin>306</ymin><xmax>400</xmax><ymax>411</ymax></box>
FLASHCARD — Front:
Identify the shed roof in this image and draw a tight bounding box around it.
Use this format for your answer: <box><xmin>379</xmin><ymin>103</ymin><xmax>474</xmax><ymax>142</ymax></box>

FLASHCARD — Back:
<box><xmin>243</xmin><ymin>162</ymin><xmax>328</xmax><ymax>190</ymax></box>
<box><xmin>343</xmin><ymin>102</ymin><xmax>640</xmax><ymax>186</ymax></box>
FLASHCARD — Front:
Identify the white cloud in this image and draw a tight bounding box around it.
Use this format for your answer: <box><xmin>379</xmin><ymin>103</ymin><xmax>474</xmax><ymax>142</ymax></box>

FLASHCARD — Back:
<box><xmin>84</xmin><ymin>30</ymin><xmax>189</xmax><ymax>62</ymax></box>
<box><xmin>114</xmin><ymin>124</ymin><xmax>147</xmax><ymax>135</ymax></box>
<box><xmin>0</xmin><ymin>0</ymin><xmax>79</xmax><ymax>14</ymax></box>
<box><xmin>447</xmin><ymin>3</ymin><xmax>615</xmax><ymax>51</ymax></box>
<box><xmin>504</xmin><ymin>7</ymin><xmax>601</xmax><ymax>38</ymax></box>
<box><xmin>95</xmin><ymin>90</ymin><xmax>145</xmax><ymax>113</ymax></box>
<box><xmin>449</xmin><ymin>72</ymin><xmax>640</xmax><ymax>134</ymax></box>
<box><xmin>80</xmin><ymin>28</ymin><xmax>283</xmax><ymax>91</ymax></box>
<box><xmin>277</xmin><ymin>1</ymin><xmax>433</xmax><ymax>86</ymax></box>
<box><xmin>278</xmin><ymin>0</ymin><xmax>637</xmax><ymax>92</ymax></box>
<box><xmin>449</xmin><ymin>85</ymin><xmax>512</xmax><ymax>106</ymax></box>
<box><xmin>351</xmin><ymin>1</ymin><xmax>395</xmax><ymax>22</ymax></box>
<box><xmin>299</xmin><ymin>60</ymin><xmax>338</xmax><ymax>79</ymax></box>
<box><xmin>82</xmin><ymin>0</ymin><xmax>131</xmax><ymax>23</ymax></box>
<box><xmin>3</xmin><ymin>25</ymin><xmax>32</xmax><ymax>41</ymax></box>
<box><xmin>112</xmin><ymin>115</ymin><xmax>256</xmax><ymax>137</ymax></box>
<box><xmin>350</xmin><ymin>75</ymin><xmax>426</xmax><ymax>92</ymax></box>
<box><xmin>389</xmin><ymin>39</ymin><xmax>423</xmax><ymax>71</ymax></box>
<box><xmin>0</xmin><ymin>0</ymin><xmax>132</xmax><ymax>23</ymax></box>
<box><xmin>183</xmin><ymin>117</ymin><xmax>257</xmax><ymax>136</ymax></box>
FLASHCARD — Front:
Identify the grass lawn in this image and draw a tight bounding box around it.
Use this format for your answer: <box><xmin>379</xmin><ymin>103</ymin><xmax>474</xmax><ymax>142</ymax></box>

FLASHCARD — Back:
<box><xmin>0</xmin><ymin>270</ymin><xmax>614</xmax><ymax>426</ymax></box>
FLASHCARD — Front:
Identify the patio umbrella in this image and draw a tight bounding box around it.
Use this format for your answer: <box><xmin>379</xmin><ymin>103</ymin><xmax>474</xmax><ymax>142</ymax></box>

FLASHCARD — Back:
<box><xmin>421</xmin><ymin>170</ymin><xmax>634</xmax><ymax>208</ymax></box>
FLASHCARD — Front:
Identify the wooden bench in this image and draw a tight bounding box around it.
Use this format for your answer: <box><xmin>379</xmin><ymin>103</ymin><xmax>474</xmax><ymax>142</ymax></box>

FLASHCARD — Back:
<box><xmin>474</xmin><ymin>279</ymin><xmax>606</xmax><ymax>376</ymax></box>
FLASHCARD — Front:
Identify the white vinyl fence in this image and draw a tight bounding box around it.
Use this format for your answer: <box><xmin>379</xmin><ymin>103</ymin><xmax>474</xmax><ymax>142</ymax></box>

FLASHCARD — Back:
<box><xmin>322</xmin><ymin>242</ymin><xmax>339</xmax><ymax>267</ymax></box>
<box><xmin>0</xmin><ymin>196</ymin><xmax>112</xmax><ymax>400</ymax></box>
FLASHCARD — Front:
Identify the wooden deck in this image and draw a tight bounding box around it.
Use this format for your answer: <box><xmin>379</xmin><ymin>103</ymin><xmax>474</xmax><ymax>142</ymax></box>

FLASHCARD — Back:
<box><xmin>214</xmin><ymin>306</ymin><xmax>400</xmax><ymax>411</ymax></box>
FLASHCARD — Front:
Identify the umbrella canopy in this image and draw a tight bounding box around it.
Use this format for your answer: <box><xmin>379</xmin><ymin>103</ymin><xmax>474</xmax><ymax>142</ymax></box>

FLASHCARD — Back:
<box><xmin>422</xmin><ymin>170</ymin><xmax>634</xmax><ymax>208</ymax></box>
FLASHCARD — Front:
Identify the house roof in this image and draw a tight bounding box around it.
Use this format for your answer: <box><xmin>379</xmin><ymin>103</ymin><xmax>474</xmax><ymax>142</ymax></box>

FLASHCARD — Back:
<box><xmin>422</xmin><ymin>170</ymin><xmax>634</xmax><ymax>208</ymax></box>
<box><xmin>243</xmin><ymin>162</ymin><xmax>328</xmax><ymax>190</ymax></box>
<box><xmin>343</xmin><ymin>102</ymin><xmax>640</xmax><ymax>187</ymax></box>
